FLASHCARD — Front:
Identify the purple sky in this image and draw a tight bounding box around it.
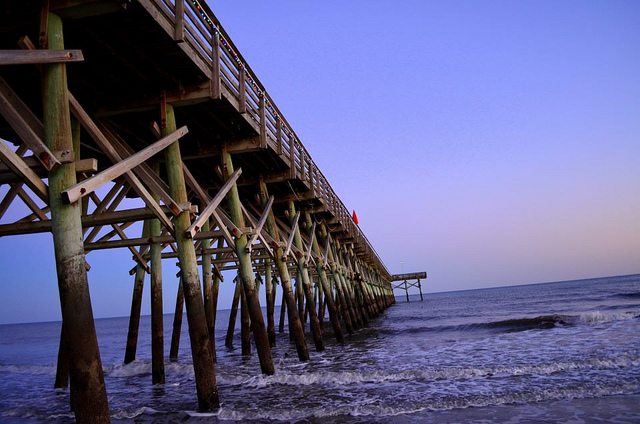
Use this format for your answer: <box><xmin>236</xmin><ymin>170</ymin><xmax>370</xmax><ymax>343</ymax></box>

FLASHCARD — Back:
<box><xmin>0</xmin><ymin>0</ymin><xmax>638</xmax><ymax>323</ymax></box>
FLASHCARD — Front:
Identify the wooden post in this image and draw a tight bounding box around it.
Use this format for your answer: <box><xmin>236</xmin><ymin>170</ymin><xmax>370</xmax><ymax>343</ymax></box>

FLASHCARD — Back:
<box><xmin>240</xmin><ymin>283</ymin><xmax>251</xmax><ymax>356</ymax></box>
<box><xmin>305</xmin><ymin>213</ymin><xmax>343</xmax><ymax>343</ymax></box>
<box><xmin>258</xmin><ymin>179</ymin><xmax>309</xmax><ymax>360</ymax></box>
<box><xmin>265</xmin><ymin>258</ymin><xmax>276</xmax><ymax>347</ymax></box>
<box><xmin>418</xmin><ymin>279</ymin><xmax>424</xmax><ymax>301</ymax></box>
<box><xmin>316</xmin><ymin>282</ymin><xmax>323</xmax><ymax>324</ymax></box>
<box><xmin>222</xmin><ymin>150</ymin><xmax>274</xmax><ymax>374</ymax></box>
<box><xmin>335</xmin><ymin>241</ymin><xmax>363</xmax><ymax>329</ymax></box>
<box><xmin>124</xmin><ymin>246</ymin><xmax>146</xmax><ymax>364</ymax></box>
<box><xmin>149</xmin><ymin>161</ymin><xmax>165</xmax><ymax>384</ymax></box>
<box><xmin>54</xmin><ymin>324</ymin><xmax>69</xmax><ymax>389</ymax></box>
<box><xmin>225</xmin><ymin>277</ymin><xmax>241</xmax><ymax>348</ymax></box>
<box><xmin>169</xmin><ymin>282</ymin><xmax>183</xmax><ymax>362</ymax></box>
<box><xmin>321</xmin><ymin>225</ymin><xmax>354</xmax><ymax>335</ymax></box>
<box><xmin>405</xmin><ymin>281</ymin><xmax>410</xmax><ymax>302</ymax></box>
<box><xmin>163</xmin><ymin>104</ymin><xmax>219</xmax><ymax>409</ymax></box>
<box><xmin>278</xmin><ymin>289</ymin><xmax>286</xmax><ymax>334</ymax></box>
<box><xmin>201</xmin><ymin>220</ymin><xmax>215</xmax><ymax>361</ymax></box>
<box><xmin>288</xmin><ymin>201</ymin><xmax>324</xmax><ymax>352</ymax></box>
<box><xmin>42</xmin><ymin>13</ymin><xmax>109</xmax><ymax>422</ymax></box>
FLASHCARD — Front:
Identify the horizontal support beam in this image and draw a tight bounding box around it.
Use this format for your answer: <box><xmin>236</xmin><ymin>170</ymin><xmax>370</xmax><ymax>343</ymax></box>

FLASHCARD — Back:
<box><xmin>390</xmin><ymin>272</ymin><xmax>427</xmax><ymax>281</ymax></box>
<box><xmin>0</xmin><ymin>157</ymin><xmax>97</xmax><ymax>184</ymax></box>
<box><xmin>0</xmin><ymin>49</ymin><xmax>83</xmax><ymax>65</ymax></box>
<box><xmin>0</xmin><ymin>205</ymin><xmax>188</xmax><ymax>237</ymax></box>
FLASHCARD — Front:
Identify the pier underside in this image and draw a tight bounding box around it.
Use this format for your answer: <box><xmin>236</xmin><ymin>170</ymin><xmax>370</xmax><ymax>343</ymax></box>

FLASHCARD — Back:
<box><xmin>0</xmin><ymin>0</ymin><xmax>414</xmax><ymax>420</ymax></box>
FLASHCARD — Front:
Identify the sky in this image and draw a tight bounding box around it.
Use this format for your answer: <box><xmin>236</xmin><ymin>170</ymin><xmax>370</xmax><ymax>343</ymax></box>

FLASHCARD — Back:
<box><xmin>0</xmin><ymin>0</ymin><xmax>639</xmax><ymax>324</ymax></box>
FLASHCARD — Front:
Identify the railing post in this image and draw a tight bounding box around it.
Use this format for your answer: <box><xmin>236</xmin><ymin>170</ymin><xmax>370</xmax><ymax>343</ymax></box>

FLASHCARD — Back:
<box><xmin>238</xmin><ymin>67</ymin><xmax>246</xmax><ymax>113</ymax></box>
<box><xmin>259</xmin><ymin>95</ymin><xmax>267</xmax><ymax>148</ymax></box>
<box><xmin>174</xmin><ymin>0</ymin><xmax>185</xmax><ymax>42</ymax></box>
<box><xmin>276</xmin><ymin>118</ymin><xmax>282</xmax><ymax>155</ymax></box>
<box><xmin>210</xmin><ymin>30</ymin><xmax>221</xmax><ymax>99</ymax></box>
<box><xmin>289</xmin><ymin>136</ymin><xmax>296</xmax><ymax>179</ymax></box>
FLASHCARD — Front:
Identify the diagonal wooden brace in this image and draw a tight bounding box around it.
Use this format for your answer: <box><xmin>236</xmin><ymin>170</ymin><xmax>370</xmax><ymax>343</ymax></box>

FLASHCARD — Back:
<box><xmin>241</xmin><ymin>202</ymin><xmax>274</xmax><ymax>258</ymax></box>
<box><xmin>305</xmin><ymin>221</ymin><xmax>316</xmax><ymax>265</ymax></box>
<box><xmin>284</xmin><ymin>211</ymin><xmax>300</xmax><ymax>258</ymax></box>
<box><xmin>0</xmin><ymin>137</ymin><xmax>49</xmax><ymax>202</ymax></box>
<box><xmin>0</xmin><ymin>76</ymin><xmax>61</xmax><ymax>171</ymax></box>
<box><xmin>247</xmin><ymin>195</ymin><xmax>274</xmax><ymax>248</ymax></box>
<box><xmin>186</xmin><ymin>167</ymin><xmax>241</xmax><ymax>238</ymax></box>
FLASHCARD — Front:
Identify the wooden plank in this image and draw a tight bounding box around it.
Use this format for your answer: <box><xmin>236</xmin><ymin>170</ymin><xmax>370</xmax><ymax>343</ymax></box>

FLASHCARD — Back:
<box><xmin>0</xmin><ymin>156</ymin><xmax>97</xmax><ymax>175</ymax></box>
<box><xmin>0</xmin><ymin>76</ymin><xmax>60</xmax><ymax>171</ymax></box>
<box><xmin>61</xmin><ymin>126</ymin><xmax>188</xmax><ymax>204</ymax></box>
<box><xmin>186</xmin><ymin>167</ymin><xmax>241</xmax><ymax>237</ymax></box>
<box><xmin>0</xmin><ymin>138</ymin><xmax>49</xmax><ymax>201</ymax></box>
<box><xmin>102</xmin><ymin>124</ymin><xmax>182</xmax><ymax>215</ymax></box>
<box><xmin>0</xmin><ymin>49</ymin><xmax>83</xmax><ymax>65</ymax></box>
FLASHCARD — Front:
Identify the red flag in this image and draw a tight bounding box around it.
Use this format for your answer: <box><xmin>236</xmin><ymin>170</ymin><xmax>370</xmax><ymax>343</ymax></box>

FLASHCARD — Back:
<box><xmin>352</xmin><ymin>210</ymin><xmax>359</xmax><ymax>225</ymax></box>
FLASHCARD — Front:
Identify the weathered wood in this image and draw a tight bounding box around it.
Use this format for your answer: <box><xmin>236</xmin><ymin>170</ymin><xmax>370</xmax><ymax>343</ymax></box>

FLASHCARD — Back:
<box><xmin>61</xmin><ymin>126</ymin><xmax>188</xmax><ymax>204</ymax></box>
<box><xmin>169</xmin><ymin>281</ymin><xmax>184</xmax><ymax>362</ymax></box>
<box><xmin>0</xmin><ymin>138</ymin><xmax>49</xmax><ymax>202</ymax></box>
<box><xmin>42</xmin><ymin>13</ymin><xmax>109</xmax><ymax>423</ymax></box>
<box><xmin>0</xmin><ymin>76</ymin><xmax>60</xmax><ymax>171</ymax></box>
<box><xmin>163</xmin><ymin>103</ymin><xmax>219</xmax><ymax>409</ymax></box>
<box><xmin>201</xmin><ymin>219</ymin><xmax>216</xmax><ymax>361</ymax></box>
<box><xmin>68</xmin><ymin>93</ymin><xmax>174</xmax><ymax>230</ymax></box>
<box><xmin>124</xmin><ymin>236</ymin><xmax>146</xmax><ymax>364</ymax></box>
<box><xmin>265</xmin><ymin>259</ymin><xmax>276</xmax><ymax>347</ymax></box>
<box><xmin>240</xmin><ymin>282</ymin><xmax>251</xmax><ymax>356</ymax></box>
<box><xmin>225</xmin><ymin>278</ymin><xmax>241</xmax><ymax>348</ymax></box>
<box><xmin>186</xmin><ymin>167</ymin><xmax>241</xmax><ymax>238</ymax></box>
<box><xmin>149</xmin><ymin>161</ymin><xmax>165</xmax><ymax>385</ymax></box>
<box><xmin>258</xmin><ymin>179</ymin><xmax>309</xmax><ymax>361</ymax></box>
<box><xmin>222</xmin><ymin>150</ymin><xmax>274</xmax><ymax>374</ymax></box>
<box><xmin>306</xmin><ymin>213</ymin><xmax>343</xmax><ymax>343</ymax></box>
<box><xmin>174</xmin><ymin>0</ymin><xmax>185</xmax><ymax>42</ymax></box>
<box><xmin>288</xmin><ymin>201</ymin><xmax>324</xmax><ymax>352</ymax></box>
<box><xmin>0</xmin><ymin>49</ymin><xmax>83</xmax><ymax>65</ymax></box>
<box><xmin>246</xmin><ymin>195</ymin><xmax>273</xmax><ymax>248</ymax></box>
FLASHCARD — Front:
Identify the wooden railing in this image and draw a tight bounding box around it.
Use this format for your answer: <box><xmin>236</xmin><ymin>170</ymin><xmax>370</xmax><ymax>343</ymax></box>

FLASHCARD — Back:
<box><xmin>145</xmin><ymin>0</ymin><xmax>390</xmax><ymax>278</ymax></box>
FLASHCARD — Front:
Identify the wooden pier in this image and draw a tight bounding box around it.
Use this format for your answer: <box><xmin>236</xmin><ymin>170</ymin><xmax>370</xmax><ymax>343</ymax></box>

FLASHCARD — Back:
<box><xmin>0</xmin><ymin>0</ymin><xmax>423</xmax><ymax>421</ymax></box>
<box><xmin>391</xmin><ymin>272</ymin><xmax>428</xmax><ymax>302</ymax></box>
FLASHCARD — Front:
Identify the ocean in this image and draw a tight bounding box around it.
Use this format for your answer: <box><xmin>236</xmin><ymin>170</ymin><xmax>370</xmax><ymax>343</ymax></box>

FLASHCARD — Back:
<box><xmin>1</xmin><ymin>274</ymin><xmax>639</xmax><ymax>423</ymax></box>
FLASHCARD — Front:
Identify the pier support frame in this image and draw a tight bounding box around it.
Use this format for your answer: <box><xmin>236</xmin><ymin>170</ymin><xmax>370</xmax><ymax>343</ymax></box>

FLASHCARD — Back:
<box><xmin>288</xmin><ymin>201</ymin><xmax>324</xmax><ymax>351</ymax></box>
<box><xmin>43</xmin><ymin>12</ymin><xmax>110</xmax><ymax>423</ymax></box>
<box><xmin>258</xmin><ymin>179</ymin><xmax>309</xmax><ymax>361</ymax></box>
<box><xmin>222</xmin><ymin>149</ymin><xmax>274</xmax><ymax>374</ymax></box>
<box><xmin>163</xmin><ymin>103</ymin><xmax>219</xmax><ymax>409</ymax></box>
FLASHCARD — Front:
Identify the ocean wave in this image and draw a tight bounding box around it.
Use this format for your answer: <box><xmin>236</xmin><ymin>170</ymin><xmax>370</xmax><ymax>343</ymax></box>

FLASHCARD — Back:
<box><xmin>384</xmin><ymin>310</ymin><xmax>639</xmax><ymax>336</ymax></box>
<box><xmin>0</xmin><ymin>364</ymin><xmax>56</xmax><ymax>375</ymax></box>
<box><xmin>212</xmin><ymin>381</ymin><xmax>640</xmax><ymax>421</ymax></box>
<box><xmin>612</xmin><ymin>291</ymin><xmax>640</xmax><ymax>299</ymax></box>
<box><xmin>220</xmin><ymin>355</ymin><xmax>640</xmax><ymax>389</ymax></box>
